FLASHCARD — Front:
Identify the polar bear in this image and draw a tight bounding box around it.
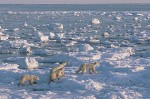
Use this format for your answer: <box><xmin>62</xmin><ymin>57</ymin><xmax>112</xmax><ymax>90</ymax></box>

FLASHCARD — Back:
<box><xmin>76</xmin><ymin>62</ymin><xmax>100</xmax><ymax>74</ymax></box>
<box><xmin>48</xmin><ymin>62</ymin><xmax>67</xmax><ymax>84</ymax></box>
<box><xmin>18</xmin><ymin>74</ymin><xmax>40</xmax><ymax>86</ymax></box>
<box><xmin>49</xmin><ymin>68</ymin><xmax>64</xmax><ymax>83</ymax></box>
<box><xmin>51</xmin><ymin>62</ymin><xmax>67</xmax><ymax>72</ymax></box>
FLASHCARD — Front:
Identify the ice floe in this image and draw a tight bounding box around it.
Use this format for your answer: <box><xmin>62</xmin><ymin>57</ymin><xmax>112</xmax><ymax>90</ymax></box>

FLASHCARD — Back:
<box><xmin>0</xmin><ymin>32</ymin><xmax>9</xmax><ymax>41</ymax></box>
<box><xmin>0</xmin><ymin>8</ymin><xmax>150</xmax><ymax>99</ymax></box>
<box><xmin>19</xmin><ymin>45</ymin><xmax>31</xmax><ymax>54</ymax></box>
<box><xmin>91</xmin><ymin>18</ymin><xmax>100</xmax><ymax>25</ymax></box>
<box><xmin>18</xmin><ymin>57</ymin><xmax>39</xmax><ymax>69</ymax></box>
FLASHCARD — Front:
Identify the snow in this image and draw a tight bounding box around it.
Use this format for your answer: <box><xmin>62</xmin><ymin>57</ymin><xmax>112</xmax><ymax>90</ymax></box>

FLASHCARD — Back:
<box><xmin>0</xmin><ymin>41</ymin><xmax>13</xmax><ymax>54</ymax></box>
<box><xmin>36</xmin><ymin>31</ymin><xmax>49</xmax><ymax>42</ymax></box>
<box><xmin>49</xmin><ymin>32</ymin><xmax>55</xmax><ymax>39</ymax></box>
<box><xmin>0</xmin><ymin>26</ymin><xmax>5</xmax><ymax>32</ymax></box>
<box><xmin>24</xmin><ymin>22</ymin><xmax>28</xmax><ymax>27</ymax></box>
<box><xmin>0</xmin><ymin>32</ymin><xmax>9</xmax><ymax>41</ymax></box>
<box><xmin>103</xmin><ymin>32</ymin><xmax>109</xmax><ymax>37</ymax></box>
<box><xmin>91</xmin><ymin>18</ymin><xmax>100</xmax><ymax>25</ymax></box>
<box><xmin>109</xmin><ymin>47</ymin><xmax>134</xmax><ymax>60</ymax></box>
<box><xmin>19</xmin><ymin>45</ymin><xmax>31</xmax><ymax>54</ymax></box>
<box><xmin>0</xmin><ymin>6</ymin><xmax>150</xmax><ymax>99</ymax></box>
<box><xmin>13</xmin><ymin>28</ymin><xmax>19</xmax><ymax>31</ymax></box>
<box><xmin>55</xmin><ymin>23</ymin><xmax>64</xmax><ymax>30</ymax></box>
<box><xmin>49</xmin><ymin>23</ymin><xmax>64</xmax><ymax>30</ymax></box>
<box><xmin>18</xmin><ymin>57</ymin><xmax>39</xmax><ymax>69</ymax></box>
<box><xmin>40</xmin><ymin>35</ymin><xmax>49</xmax><ymax>42</ymax></box>
<box><xmin>78</xmin><ymin>44</ymin><xmax>94</xmax><ymax>52</ymax></box>
<box><xmin>115</xmin><ymin>16</ymin><xmax>122</xmax><ymax>20</ymax></box>
<box><xmin>131</xmin><ymin>66</ymin><xmax>145</xmax><ymax>72</ymax></box>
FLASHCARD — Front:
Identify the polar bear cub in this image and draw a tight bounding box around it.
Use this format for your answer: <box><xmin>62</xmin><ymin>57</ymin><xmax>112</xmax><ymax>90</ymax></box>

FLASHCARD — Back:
<box><xmin>76</xmin><ymin>62</ymin><xmax>100</xmax><ymax>74</ymax></box>
<box><xmin>49</xmin><ymin>62</ymin><xmax>67</xmax><ymax>83</ymax></box>
<box><xmin>18</xmin><ymin>74</ymin><xmax>40</xmax><ymax>86</ymax></box>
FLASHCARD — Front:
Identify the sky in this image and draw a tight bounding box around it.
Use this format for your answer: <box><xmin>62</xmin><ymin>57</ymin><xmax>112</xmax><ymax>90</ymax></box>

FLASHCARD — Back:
<box><xmin>0</xmin><ymin>0</ymin><xmax>150</xmax><ymax>4</ymax></box>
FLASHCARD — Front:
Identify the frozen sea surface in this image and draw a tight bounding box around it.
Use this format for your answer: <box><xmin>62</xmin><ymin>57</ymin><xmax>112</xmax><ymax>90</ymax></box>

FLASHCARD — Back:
<box><xmin>0</xmin><ymin>4</ymin><xmax>150</xmax><ymax>99</ymax></box>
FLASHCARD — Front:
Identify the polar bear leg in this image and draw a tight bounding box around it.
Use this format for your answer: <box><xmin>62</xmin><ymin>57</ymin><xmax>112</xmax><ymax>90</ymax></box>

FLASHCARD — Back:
<box><xmin>76</xmin><ymin>66</ymin><xmax>82</xmax><ymax>73</ymax></box>
<box><xmin>18</xmin><ymin>78</ymin><xmax>25</xmax><ymax>86</ymax></box>
<box><xmin>92</xmin><ymin>67</ymin><xmax>98</xmax><ymax>74</ymax></box>
<box><xmin>89</xmin><ymin>69</ymin><xmax>92</xmax><ymax>74</ymax></box>
<box><xmin>82</xmin><ymin>66</ymin><xmax>86</xmax><ymax>74</ymax></box>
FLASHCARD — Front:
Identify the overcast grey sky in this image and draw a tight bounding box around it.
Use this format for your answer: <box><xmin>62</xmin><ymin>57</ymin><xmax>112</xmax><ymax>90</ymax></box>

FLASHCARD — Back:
<box><xmin>0</xmin><ymin>0</ymin><xmax>150</xmax><ymax>4</ymax></box>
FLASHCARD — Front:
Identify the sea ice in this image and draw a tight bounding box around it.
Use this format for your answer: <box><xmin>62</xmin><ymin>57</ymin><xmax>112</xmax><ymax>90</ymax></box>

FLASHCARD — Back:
<box><xmin>19</xmin><ymin>45</ymin><xmax>31</xmax><ymax>54</ymax></box>
<box><xmin>0</xmin><ymin>32</ymin><xmax>9</xmax><ymax>41</ymax></box>
<box><xmin>103</xmin><ymin>32</ymin><xmax>109</xmax><ymax>37</ymax></box>
<box><xmin>108</xmin><ymin>47</ymin><xmax>134</xmax><ymax>60</ymax></box>
<box><xmin>91</xmin><ymin>18</ymin><xmax>100</xmax><ymax>25</ymax></box>
<box><xmin>18</xmin><ymin>57</ymin><xmax>39</xmax><ymax>69</ymax></box>
<box><xmin>78</xmin><ymin>44</ymin><xmax>94</xmax><ymax>52</ymax></box>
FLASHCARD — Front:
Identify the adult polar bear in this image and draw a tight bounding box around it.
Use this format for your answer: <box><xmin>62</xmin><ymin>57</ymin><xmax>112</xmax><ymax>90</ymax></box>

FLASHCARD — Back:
<box><xmin>76</xmin><ymin>62</ymin><xmax>100</xmax><ymax>74</ymax></box>
<box><xmin>18</xmin><ymin>74</ymin><xmax>40</xmax><ymax>86</ymax></box>
<box><xmin>49</xmin><ymin>62</ymin><xmax>67</xmax><ymax>83</ymax></box>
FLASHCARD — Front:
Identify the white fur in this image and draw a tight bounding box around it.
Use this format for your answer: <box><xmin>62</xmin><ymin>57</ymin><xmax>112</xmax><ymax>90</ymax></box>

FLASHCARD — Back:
<box><xmin>76</xmin><ymin>62</ymin><xmax>100</xmax><ymax>74</ymax></box>
<box><xmin>18</xmin><ymin>74</ymin><xmax>40</xmax><ymax>86</ymax></box>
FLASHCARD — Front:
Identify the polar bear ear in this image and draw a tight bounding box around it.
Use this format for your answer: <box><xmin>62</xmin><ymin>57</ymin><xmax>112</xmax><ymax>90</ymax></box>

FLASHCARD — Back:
<box><xmin>35</xmin><ymin>76</ymin><xmax>40</xmax><ymax>80</ymax></box>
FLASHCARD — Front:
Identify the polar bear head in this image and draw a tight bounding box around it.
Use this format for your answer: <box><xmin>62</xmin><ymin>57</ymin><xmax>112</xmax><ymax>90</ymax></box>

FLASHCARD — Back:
<box><xmin>31</xmin><ymin>75</ymin><xmax>40</xmax><ymax>81</ymax></box>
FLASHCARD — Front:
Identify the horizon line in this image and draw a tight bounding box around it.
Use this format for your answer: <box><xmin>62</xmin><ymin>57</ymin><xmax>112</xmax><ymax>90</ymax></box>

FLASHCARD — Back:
<box><xmin>0</xmin><ymin>3</ymin><xmax>150</xmax><ymax>5</ymax></box>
